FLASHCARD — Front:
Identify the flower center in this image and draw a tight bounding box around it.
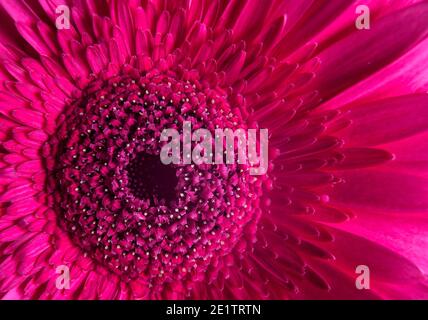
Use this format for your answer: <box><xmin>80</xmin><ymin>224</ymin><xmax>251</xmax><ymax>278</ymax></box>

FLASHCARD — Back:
<box><xmin>48</xmin><ymin>70</ymin><xmax>265</xmax><ymax>286</ymax></box>
<box><xmin>127</xmin><ymin>153</ymin><xmax>178</xmax><ymax>202</ymax></box>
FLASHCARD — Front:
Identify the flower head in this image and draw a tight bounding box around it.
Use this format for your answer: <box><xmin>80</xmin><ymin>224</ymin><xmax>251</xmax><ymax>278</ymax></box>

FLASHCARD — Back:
<box><xmin>0</xmin><ymin>0</ymin><xmax>428</xmax><ymax>299</ymax></box>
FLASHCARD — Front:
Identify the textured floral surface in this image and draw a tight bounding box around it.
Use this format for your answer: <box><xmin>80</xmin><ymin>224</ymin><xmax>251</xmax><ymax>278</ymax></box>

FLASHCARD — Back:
<box><xmin>0</xmin><ymin>0</ymin><xmax>428</xmax><ymax>299</ymax></box>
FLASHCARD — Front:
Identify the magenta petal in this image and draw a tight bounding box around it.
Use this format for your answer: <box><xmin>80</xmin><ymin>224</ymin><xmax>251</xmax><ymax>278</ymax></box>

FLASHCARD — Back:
<box><xmin>330</xmin><ymin>169</ymin><xmax>428</xmax><ymax>212</ymax></box>
<box><xmin>343</xmin><ymin>94</ymin><xmax>428</xmax><ymax>146</ymax></box>
<box><xmin>313</xmin><ymin>2</ymin><xmax>428</xmax><ymax>100</ymax></box>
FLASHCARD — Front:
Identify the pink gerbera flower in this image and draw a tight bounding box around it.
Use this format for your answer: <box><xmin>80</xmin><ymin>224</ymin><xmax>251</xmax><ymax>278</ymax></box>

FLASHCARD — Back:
<box><xmin>1</xmin><ymin>0</ymin><xmax>428</xmax><ymax>300</ymax></box>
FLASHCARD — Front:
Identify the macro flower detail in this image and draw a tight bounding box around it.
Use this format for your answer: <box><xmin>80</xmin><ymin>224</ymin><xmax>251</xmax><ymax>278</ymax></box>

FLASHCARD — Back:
<box><xmin>48</xmin><ymin>71</ymin><xmax>266</xmax><ymax>286</ymax></box>
<box><xmin>0</xmin><ymin>0</ymin><xmax>428</xmax><ymax>300</ymax></box>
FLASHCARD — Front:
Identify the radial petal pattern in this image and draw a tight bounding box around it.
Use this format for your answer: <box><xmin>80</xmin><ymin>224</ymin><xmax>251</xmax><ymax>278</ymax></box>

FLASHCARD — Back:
<box><xmin>0</xmin><ymin>0</ymin><xmax>428</xmax><ymax>300</ymax></box>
